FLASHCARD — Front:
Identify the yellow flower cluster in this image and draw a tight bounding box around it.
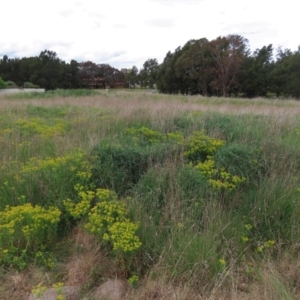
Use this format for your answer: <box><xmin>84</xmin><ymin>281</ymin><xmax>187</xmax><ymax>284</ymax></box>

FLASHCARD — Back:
<box><xmin>31</xmin><ymin>284</ymin><xmax>47</xmax><ymax>298</ymax></box>
<box><xmin>20</xmin><ymin>149</ymin><xmax>86</xmax><ymax>175</ymax></box>
<box><xmin>184</xmin><ymin>130</ymin><xmax>225</xmax><ymax>164</ymax></box>
<box><xmin>128</xmin><ymin>275</ymin><xmax>139</xmax><ymax>288</ymax></box>
<box><xmin>64</xmin><ymin>187</ymin><xmax>118</xmax><ymax>219</ymax></box>
<box><xmin>0</xmin><ymin>203</ymin><xmax>61</xmax><ymax>256</ymax></box>
<box><xmin>124</xmin><ymin>126</ymin><xmax>183</xmax><ymax>145</ymax></box>
<box><xmin>107</xmin><ymin>221</ymin><xmax>142</xmax><ymax>253</ymax></box>
<box><xmin>85</xmin><ymin>200</ymin><xmax>127</xmax><ymax>235</ymax></box>
<box><xmin>82</xmin><ymin>189</ymin><xmax>142</xmax><ymax>254</ymax></box>
<box><xmin>95</xmin><ymin>188</ymin><xmax>118</xmax><ymax>202</ymax></box>
<box><xmin>165</xmin><ymin>132</ymin><xmax>184</xmax><ymax>142</ymax></box>
<box><xmin>195</xmin><ymin>157</ymin><xmax>216</xmax><ymax>177</ymax></box>
<box><xmin>53</xmin><ymin>281</ymin><xmax>64</xmax><ymax>299</ymax></box>
<box><xmin>76</xmin><ymin>171</ymin><xmax>92</xmax><ymax>181</ymax></box>
<box><xmin>14</xmin><ymin>117</ymin><xmax>66</xmax><ymax>138</ymax></box>
<box><xmin>124</xmin><ymin>126</ymin><xmax>163</xmax><ymax>144</ymax></box>
<box><xmin>256</xmin><ymin>240</ymin><xmax>275</xmax><ymax>253</ymax></box>
<box><xmin>0</xmin><ymin>128</ymin><xmax>12</xmax><ymax>135</ymax></box>
<box><xmin>219</xmin><ymin>259</ymin><xmax>226</xmax><ymax>266</ymax></box>
<box><xmin>195</xmin><ymin>157</ymin><xmax>245</xmax><ymax>191</ymax></box>
<box><xmin>64</xmin><ymin>188</ymin><xmax>94</xmax><ymax>219</ymax></box>
<box><xmin>183</xmin><ymin>131</ymin><xmax>244</xmax><ymax>191</ymax></box>
<box><xmin>245</xmin><ymin>224</ymin><xmax>252</xmax><ymax>230</ymax></box>
<box><xmin>241</xmin><ymin>236</ymin><xmax>249</xmax><ymax>243</ymax></box>
<box><xmin>35</xmin><ymin>251</ymin><xmax>55</xmax><ymax>269</ymax></box>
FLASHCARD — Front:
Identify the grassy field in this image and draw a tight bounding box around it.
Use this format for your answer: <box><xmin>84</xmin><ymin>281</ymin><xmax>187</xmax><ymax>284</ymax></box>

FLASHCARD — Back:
<box><xmin>1</xmin><ymin>89</ymin><xmax>300</xmax><ymax>299</ymax></box>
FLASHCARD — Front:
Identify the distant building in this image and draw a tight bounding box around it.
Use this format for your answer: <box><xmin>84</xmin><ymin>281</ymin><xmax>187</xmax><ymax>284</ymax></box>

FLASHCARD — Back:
<box><xmin>82</xmin><ymin>77</ymin><xmax>126</xmax><ymax>89</ymax></box>
<box><xmin>82</xmin><ymin>78</ymin><xmax>106</xmax><ymax>89</ymax></box>
<box><xmin>109</xmin><ymin>81</ymin><xmax>126</xmax><ymax>88</ymax></box>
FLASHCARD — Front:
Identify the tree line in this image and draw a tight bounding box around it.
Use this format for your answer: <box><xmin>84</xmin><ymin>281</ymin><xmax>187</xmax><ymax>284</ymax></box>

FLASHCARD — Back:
<box><xmin>0</xmin><ymin>50</ymin><xmax>130</xmax><ymax>90</ymax></box>
<box><xmin>1</xmin><ymin>35</ymin><xmax>300</xmax><ymax>98</ymax></box>
<box><xmin>156</xmin><ymin>35</ymin><xmax>300</xmax><ymax>98</ymax></box>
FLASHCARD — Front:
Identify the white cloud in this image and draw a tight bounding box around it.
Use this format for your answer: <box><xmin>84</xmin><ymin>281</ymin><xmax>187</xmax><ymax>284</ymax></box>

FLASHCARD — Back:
<box><xmin>0</xmin><ymin>0</ymin><xmax>298</xmax><ymax>69</ymax></box>
<box><xmin>145</xmin><ymin>18</ymin><xmax>175</xmax><ymax>28</ymax></box>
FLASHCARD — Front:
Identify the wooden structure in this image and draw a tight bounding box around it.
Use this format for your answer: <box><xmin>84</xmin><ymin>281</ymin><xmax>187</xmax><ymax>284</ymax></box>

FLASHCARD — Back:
<box><xmin>109</xmin><ymin>81</ymin><xmax>126</xmax><ymax>88</ymax></box>
<box><xmin>82</xmin><ymin>78</ymin><xmax>106</xmax><ymax>89</ymax></box>
<box><xmin>82</xmin><ymin>78</ymin><xmax>126</xmax><ymax>89</ymax></box>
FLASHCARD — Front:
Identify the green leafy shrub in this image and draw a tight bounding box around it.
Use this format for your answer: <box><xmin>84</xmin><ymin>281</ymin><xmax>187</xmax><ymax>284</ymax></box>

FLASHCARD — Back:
<box><xmin>0</xmin><ymin>77</ymin><xmax>7</xmax><ymax>89</ymax></box>
<box><xmin>24</xmin><ymin>82</ymin><xmax>40</xmax><ymax>88</ymax></box>
<box><xmin>5</xmin><ymin>81</ymin><xmax>18</xmax><ymax>88</ymax></box>
<box><xmin>123</xmin><ymin>127</ymin><xmax>164</xmax><ymax>145</ymax></box>
<box><xmin>214</xmin><ymin>143</ymin><xmax>266</xmax><ymax>182</ymax></box>
<box><xmin>92</xmin><ymin>141</ymin><xmax>181</xmax><ymax>196</ymax></box>
<box><xmin>0</xmin><ymin>149</ymin><xmax>92</xmax><ymax>210</ymax></box>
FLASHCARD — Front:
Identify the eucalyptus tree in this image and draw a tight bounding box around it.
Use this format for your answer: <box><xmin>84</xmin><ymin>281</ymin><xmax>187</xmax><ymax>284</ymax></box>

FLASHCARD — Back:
<box><xmin>175</xmin><ymin>38</ymin><xmax>212</xmax><ymax>95</ymax></box>
<box><xmin>208</xmin><ymin>35</ymin><xmax>249</xmax><ymax>97</ymax></box>
<box><xmin>139</xmin><ymin>58</ymin><xmax>159</xmax><ymax>88</ymax></box>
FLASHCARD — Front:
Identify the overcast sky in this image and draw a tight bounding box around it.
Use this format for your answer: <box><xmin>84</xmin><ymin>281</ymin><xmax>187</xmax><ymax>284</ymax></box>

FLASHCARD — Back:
<box><xmin>1</xmin><ymin>0</ymin><xmax>298</xmax><ymax>69</ymax></box>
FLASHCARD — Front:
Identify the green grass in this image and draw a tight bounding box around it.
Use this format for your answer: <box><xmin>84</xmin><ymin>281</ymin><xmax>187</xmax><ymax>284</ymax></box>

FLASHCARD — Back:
<box><xmin>1</xmin><ymin>91</ymin><xmax>300</xmax><ymax>299</ymax></box>
<box><xmin>4</xmin><ymin>88</ymin><xmax>97</xmax><ymax>100</ymax></box>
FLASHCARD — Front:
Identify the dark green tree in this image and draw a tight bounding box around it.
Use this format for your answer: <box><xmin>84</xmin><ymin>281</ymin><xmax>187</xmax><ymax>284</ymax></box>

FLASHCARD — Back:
<box><xmin>32</xmin><ymin>50</ymin><xmax>64</xmax><ymax>90</ymax></box>
<box><xmin>60</xmin><ymin>60</ymin><xmax>81</xmax><ymax>88</ymax></box>
<box><xmin>139</xmin><ymin>58</ymin><xmax>159</xmax><ymax>88</ymax></box>
<box><xmin>269</xmin><ymin>47</ymin><xmax>293</xmax><ymax>97</ymax></box>
<box><xmin>157</xmin><ymin>47</ymin><xmax>190</xmax><ymax>94</ymax></box>
<box><xmin>0</xmin><ymin>56</ymin><xmax>21</xmax><ymax>84</ymax></box>
<box><xmin>175</xmin><ymin>38</ymin><xmax>212</xmax><ymax>95</ymax></box>
<box><xmin>239</xmin><ymin>44</ymin><xmax>274</xmax><ymax>97</ymax></box>
<box><xmin>128</xmin><ymin>66</ymin><xmax>139</xmax><ymax>87</ymax></box>
<box><xmin>283</xmin><ymin>48</ymin><xmax>300</xmax><ymax>98</ymax></box>
<box><xmin>18</xmin><ymin>57</ymin><xmax>41</xmax><ymax>87</ymax></box>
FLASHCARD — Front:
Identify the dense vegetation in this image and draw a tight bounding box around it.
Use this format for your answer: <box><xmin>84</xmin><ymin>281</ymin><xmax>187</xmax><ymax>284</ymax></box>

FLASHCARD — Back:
<box><xmin>0</xmin><ymin>77</ymin><xmax>7</xmax><ymax>89</ymax></box>
<box><xmin>1</xmin><ymin>34</ymin><xmax>300</xmax><ymax>98</ymax></box>
<box><xmin>1</xmin><ymin>90</ymin><xmax>300</xmax><ymax>299</ymax></box>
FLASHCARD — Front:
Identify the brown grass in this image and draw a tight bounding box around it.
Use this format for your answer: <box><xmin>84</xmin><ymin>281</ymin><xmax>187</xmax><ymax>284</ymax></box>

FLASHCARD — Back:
<box><xmin>1</xmin><ymin>91</ymin><xmax>300</xmax><ymax>118</ymax></box>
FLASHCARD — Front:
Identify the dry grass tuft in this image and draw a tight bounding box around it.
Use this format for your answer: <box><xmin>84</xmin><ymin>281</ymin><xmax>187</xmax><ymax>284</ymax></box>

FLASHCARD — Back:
<box><xmin>64</xmin><ymin>226</ymin><xmax>122</xmax><ymax>291</ymax></box>
<box><xmin>128</xmin><ymin>276</ymin><xmax>203</xmax><ymax>300</ymax></box>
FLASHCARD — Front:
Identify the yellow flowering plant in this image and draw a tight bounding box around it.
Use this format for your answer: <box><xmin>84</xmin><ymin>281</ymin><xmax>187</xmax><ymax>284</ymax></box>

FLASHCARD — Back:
<box><xmin>183</xmin><ymin>131</ymin><xmax>245</xmax><ymax>192</ymax></box>
<box><xmin>14</xmin><ymin>117</ymin><xmax>67</xmax><ymax>138</ymax></box>
<box><xmin>85</xmin><ymin>193</ymin><xmax>142</xmax><ymax>255</ymax></box>
<box><xmin>64</xmin><ymin>185</ymin><xmax>142</xmax><ymax>257</ymax></box>
<box><xmin>0</xmin><ymin>203</ymin><xmax>61</xmax><ymax>269</ymax></box>
<box><xmin>184</xmin><ymin>130</ymin><xmax>225</xmax><ymax>164</ymax></box>
<box><xmin>123</xmin><ymin>126</ymin><xmax>164</xmax><ymax>145</ymax></box>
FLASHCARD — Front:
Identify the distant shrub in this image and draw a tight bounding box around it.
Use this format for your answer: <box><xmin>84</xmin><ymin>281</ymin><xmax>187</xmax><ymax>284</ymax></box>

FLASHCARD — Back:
<box><xmin>6</xmin><ymin>81</ymin><xmax>18</xmax><ymax>88</ymax></box>
<box><xmin>24</xmin><ymin>82</ymin><xmax>40</xmax><ymax>88</ymax></box>
<box><xmin>0</xmin><ymin>77</ymin><xmax>7</xmax><ymax>89</ymax></box>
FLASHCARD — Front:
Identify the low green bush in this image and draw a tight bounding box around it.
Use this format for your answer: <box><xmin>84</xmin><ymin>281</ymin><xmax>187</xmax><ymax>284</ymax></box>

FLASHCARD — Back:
<box><xmin>0</xmin><ymin>77</ymin><xmax>7</xmax><ymax>89</ymax></box>
<box><xmin>91</xmin><ymin>136</ymin><xmax>181</xmax><ymax>196</ymax></box>
<box><xmin>6</xmin><ymin>81</ymin><xmax>18</xmax><ymax>88</ymax></box>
